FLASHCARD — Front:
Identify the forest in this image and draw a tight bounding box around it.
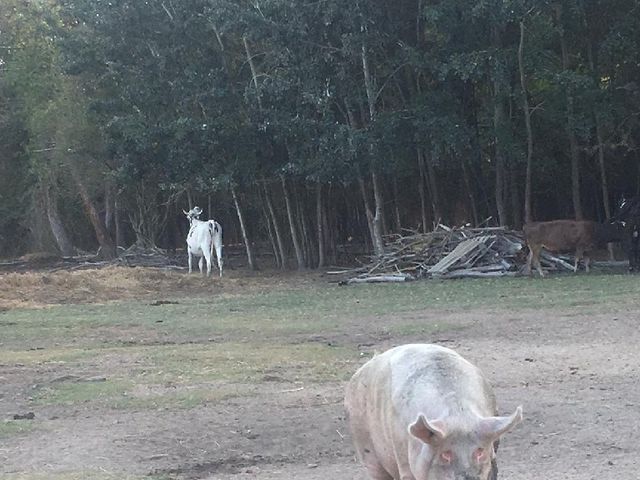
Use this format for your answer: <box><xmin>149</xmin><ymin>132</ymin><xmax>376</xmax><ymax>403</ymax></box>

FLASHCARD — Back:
<box><xmin>1</xmin><ymin>0</ymin><xmax>640</xmax><ymax>269</ymax></box>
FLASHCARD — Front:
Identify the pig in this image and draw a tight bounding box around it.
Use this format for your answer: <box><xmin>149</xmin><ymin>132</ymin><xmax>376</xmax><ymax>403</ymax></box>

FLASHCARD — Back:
<box><xmin>344</xmin><ymin>344</ymin><xmax>522</xmax><ymax>480</ymax></box>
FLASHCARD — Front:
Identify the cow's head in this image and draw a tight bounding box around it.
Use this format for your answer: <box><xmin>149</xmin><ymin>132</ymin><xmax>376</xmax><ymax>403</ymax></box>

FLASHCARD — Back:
<box><xmin>183</xmin><ymin>206</ymin><xmax>203</xmax><ymax>223</ymax></box>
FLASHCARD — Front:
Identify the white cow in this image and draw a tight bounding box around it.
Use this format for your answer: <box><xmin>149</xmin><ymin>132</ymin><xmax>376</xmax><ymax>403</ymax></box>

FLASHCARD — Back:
<box><xmin>183</xmin><ymin>206</ymin><xmax>223</xmax><ymax>277</ymax></box>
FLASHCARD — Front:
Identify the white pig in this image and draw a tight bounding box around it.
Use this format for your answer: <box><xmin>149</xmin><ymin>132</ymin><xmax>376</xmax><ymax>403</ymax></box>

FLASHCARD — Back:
<box><xmin>345</xmin><ymin>344</ymin><xmax>522</xmax><ymax>480</ymax></box>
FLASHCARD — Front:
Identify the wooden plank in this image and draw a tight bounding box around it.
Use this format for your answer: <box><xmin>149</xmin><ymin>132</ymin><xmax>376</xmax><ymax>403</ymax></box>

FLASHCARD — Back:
<box><xmin>427</xmin><ymin>236</ymin><xmax>493</xmax><ymax>274</ymax></box>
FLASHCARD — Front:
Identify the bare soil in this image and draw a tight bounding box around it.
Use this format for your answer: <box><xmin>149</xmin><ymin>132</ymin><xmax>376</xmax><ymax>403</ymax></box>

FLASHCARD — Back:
<box><xmin>1</xmin><ymin>269</ymin><xmax>638</xmax><ymax>480</ymax></box>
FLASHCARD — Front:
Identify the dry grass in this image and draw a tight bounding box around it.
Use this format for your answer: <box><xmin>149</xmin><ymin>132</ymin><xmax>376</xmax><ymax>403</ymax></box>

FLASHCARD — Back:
<box><xmin>0</xmin><ymin>266</ymin><xmax>325</xmax><ymax>309</ymax></box>
<box><xmin>0</xmin><ymin>266</ymin><xmax>213</xmax><ymax>308</ymax></box>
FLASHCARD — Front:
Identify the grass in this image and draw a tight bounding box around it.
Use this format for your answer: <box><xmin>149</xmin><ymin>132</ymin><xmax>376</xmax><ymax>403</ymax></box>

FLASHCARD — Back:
<box><xmin>31</xmin><ymin>379</ymin><xmax>134</xmax><ymax>406</ymax></box>
<box><xmin>0</xmin><ymin>420</ymin><xmax>36</xmax><ymax>439</ymax></box>
<box><xmin>3</xmin><ymin>273</ymin><xmax>639</xmax><ymax>349</ymax></box>
<box><xmin>2</xmin><ymin>272</ymin><xmax>640</xmax><ymax>412</ymax></box>
<box><xmin>26</xmin><ymin>341</ymin><xmax>356</xmax><ymax>409</ymax></box>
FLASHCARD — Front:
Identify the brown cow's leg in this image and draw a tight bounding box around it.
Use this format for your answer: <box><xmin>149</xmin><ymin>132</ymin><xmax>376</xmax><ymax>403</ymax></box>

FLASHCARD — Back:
<box><xmin>533</xmin><ymin>246</ymin><xmax>545</xmax><ymax>277</ymax></box>
<box><xmin>526</xmin><ymin>247</ymin><xmax>534</xmax><ymax>275</ymax></box>
<box><xmin>574</xmin><ymin>247</ymin><xmax>584</xmax><ymax>272</ymax></box>
<box><xmin>584</xmin><ymin>254</ymin><xmax>591</xmax><ymax>273</ymax></box>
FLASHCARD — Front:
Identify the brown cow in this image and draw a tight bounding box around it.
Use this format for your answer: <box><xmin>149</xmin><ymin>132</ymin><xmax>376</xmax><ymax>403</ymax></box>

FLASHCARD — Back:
<box><xmin>523</xmin><ymin>220</ymin><xmax>624</xmax><ymax>277</ymax></box>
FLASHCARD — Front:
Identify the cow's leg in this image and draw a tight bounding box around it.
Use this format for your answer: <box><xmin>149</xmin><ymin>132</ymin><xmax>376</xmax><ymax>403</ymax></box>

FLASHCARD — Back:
<box><xmin>532</xmin><ymin>246</ymin><xmax>544</xmax><ymax>277</ymax></box>
<box><xmin>203</xmin><ymin>245</ymin><xmax>212</xmax><ymax>277</ymax></box>
<box><xmin>198</xmin><ymin>256</ymin><xmax>204</xmax><ymax>276</ymax></box>
<box><xmin>584</xmin><ymin>253</ymin><xmax>591</xmax><ymax>273</ymax></box>
<box><xmin>213</xmin><ymin>235</ymin><xmax>223</xmax><ymax>277</ymax></box>
<box><xmin>206</xmin><ymin>253</ymin><xmax>212</xmax><ymax>278</ymax></box>
<box><xmin>574</xmin><ymin>247</ymin><xmax>584</xmax><ymax>272</ymax></box>
<box><xmin>187</xmin><ymin>250</ymin><xmax>193</xmax><ymax>274</ymax></box>
<box><xmin>526</xmin><ymin>247</ymin><xmax>534</xmax><ymax>275</ymax></box>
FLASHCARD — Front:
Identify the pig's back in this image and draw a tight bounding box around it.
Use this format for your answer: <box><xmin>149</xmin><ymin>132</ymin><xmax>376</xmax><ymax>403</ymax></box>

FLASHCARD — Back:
<box><xmin>387</xmin><ymin>344</ymin><xmax>496</xmax><ymax>421</ymax></box>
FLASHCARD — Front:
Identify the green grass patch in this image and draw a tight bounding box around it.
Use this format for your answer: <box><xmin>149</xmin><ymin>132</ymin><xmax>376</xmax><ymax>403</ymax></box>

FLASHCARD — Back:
<box><xmin>0</xmin><ymin>420</ymin><xmax>36</xmax><ymax>438</ymax></box>
<box><xmin>31</xmin><ymin>379</ymin><xmax>133</xmax><ymax>406</ymax></box>
<box><xmin>3</xmin><ymin>273</ymin><xmax>639</xmax><ymax>351</ymax></box>
<box><xmin>0</xmin><ymin>347</ymin><xmax>96</xmax><ymax>366</ymax></box>
<box><xmin>23</xmin><ymin>341</ymin><xmax>357</xmax><ymax>409</ymax></box>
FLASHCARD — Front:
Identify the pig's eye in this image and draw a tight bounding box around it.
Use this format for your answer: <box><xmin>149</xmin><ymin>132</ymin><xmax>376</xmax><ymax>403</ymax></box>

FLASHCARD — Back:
<box><xmin>439</xmin><ymin>450</ymin><xmax>453</xmax><ymax>464</ymax></box>
<box><xmin>473</xmin><ymin>447</ymin><xmax>488</xmax><ymax>463</ymax></box>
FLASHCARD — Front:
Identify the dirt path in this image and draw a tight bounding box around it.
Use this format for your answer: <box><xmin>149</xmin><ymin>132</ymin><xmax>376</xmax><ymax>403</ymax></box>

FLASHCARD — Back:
<box><xmin>1</xmin><ymin>271</ymin><xmax>638</xmax><ymax>479</ymax></box>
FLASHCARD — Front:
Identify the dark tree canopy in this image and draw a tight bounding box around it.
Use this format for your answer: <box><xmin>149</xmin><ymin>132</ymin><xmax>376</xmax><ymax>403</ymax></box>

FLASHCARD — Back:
<box><xmin>2</xmin><ymin>0</ymin><xmax>640</xmax><ymax>264</ymax></box>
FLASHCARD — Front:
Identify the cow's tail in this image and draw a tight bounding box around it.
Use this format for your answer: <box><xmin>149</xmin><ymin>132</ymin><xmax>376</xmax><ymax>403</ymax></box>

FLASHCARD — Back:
<box><xmin>210</xmin><ymin>220</ymin><xmax>222</xmax><ymax>253</ymax></box>
<box><xmin>208</xmin><ymin>221</ymin><xmax>216</xmax><ymax>258</ymax></box>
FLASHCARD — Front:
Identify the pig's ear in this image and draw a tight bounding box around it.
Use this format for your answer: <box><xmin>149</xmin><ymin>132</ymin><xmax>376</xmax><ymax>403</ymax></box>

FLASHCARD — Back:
<box><xmin>478</xmin><ymin>406</ymin><xmax>523</xmax><ymax>441</ymax></box>
<box><xmin>409</xmin><ymin>413</ymin><xmax>447</xmax><ymax>445</ymax></box>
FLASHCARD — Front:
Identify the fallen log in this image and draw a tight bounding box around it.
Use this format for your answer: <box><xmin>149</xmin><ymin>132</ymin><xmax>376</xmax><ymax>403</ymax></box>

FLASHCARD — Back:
<box><xmin>339</xmin><ymin>274</ymin><xmax>415</xmax><ymax>285</ymax></box>
<box><xmin>437</xmin><ymin>270</ymin><xmax>518</xmax><ymax>279</ymax></box>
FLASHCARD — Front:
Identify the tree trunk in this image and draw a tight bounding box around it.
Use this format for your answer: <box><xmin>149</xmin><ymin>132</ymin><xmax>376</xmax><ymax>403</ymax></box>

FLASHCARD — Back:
<box><xmin>243</xmin><ymin>35</ymin><xmax>262</xmax><ymax>110</ymax></box>
<box><xmin>281</xmin><ymin>175</ymin><xmax>305</xmax><ymax>270</ymax></box>
<box><xmin>492</xmin><ymin>25</ymin><xmax>508</xmax><ymax>227</ymax></box>
<box><xmin>460</xmin><ymin>157</ymin><xmax>479</xmax><ymax>226</ymax></box>
<box><xmin>316</xmin><ymin>181</ymin><xmax>326</xmax><ymax>268</ymax></box>
<box><xmin>358</xmin><ymin>174</ymin><xmax>384</xmax><ymax>256</ymax></box>
<box><xmin>68</xmin><ymin>162</ymin><xmax>116</xmax><ymax>259</ymax></box>
<box><xmin>361</xmin><ymin>41</ymin><xmax>386</xmax><ymax>256</ymax></box>
<box><xmin>323</xmin><ymin>186</ymin><xmax>336</xmax><ymax>264</ymax></box>
<box><xmin>494</xmin><ymin>109</ymin><xmax>507</xmax><ymax>226</ymax></box>
<box><xmin>510</xmin><ymin>164</ymin><xmax>522</xmax><ymax>229</ymax></box>
<box><xmin>260</xmin><ymin>196</ymin><xmax>281</xmax><ymax>268</ymax></box>
<box><xmin>264</xmin><ymin>182</ymin><xmax>287</xmax><ymax>269</ymax></box>
<box><xmin>128</xmin><ymin>185</ymin><xmax>164</xmax><ymax>248</ymax></box>
<box><xmin>586</xmin><ymin>38</ymin><xmax>614</xmax><ymax>258</ymax></box>
<box><xmin>44</xmin><ymin>184</ymin><xmax>75</xmax><ymax>256</ymax></box>
<box><xmin>519</xmin><ymin>21</ymin><xmax>535</xmax><ymax>224</ymax></box>
<box><xmin>423</xmin><ymin>150</ymin><xmax>441</xmax><ymax>223</ymax></box>
<box><xmin>370</xmin><ymin>171</ymin><xmax>385</xmax><ymax>255</ymax></box>
<box><xmin>392</xmin><ymin>175</ymin><xmax>402</xmax><ymax>232</ymax></box>
<box><xmin>557</xmin><ymin>6</ymin><xmax>583</xmax><ymax>220</ymax></box>
<box><xmin>417</xmin><ymin>149</ymin><xmax>429</xmax><ymax>232</ymax></box>
<box><xmin>105</xmin><ymin>181</ymin><xmax>114</xmax><ymax>236</ymax></box>
<box><xmin>166</xmin><ymin>201</ymin><xmax>178</xmax><ymax>253</ymax></box>
<box><xmin>114</xmin><ymin>194</ymin><xmax>123</xmax><ymax>248</ymax></box>
<box><xmin>231</xmin><ymin>184</ymin><xmax>256</xmax><ymax>270</ymax></box>
<box><xmin>295</xmin><ymin>186</ymin><xmax>311</xmax><ymax>267</ymax></box>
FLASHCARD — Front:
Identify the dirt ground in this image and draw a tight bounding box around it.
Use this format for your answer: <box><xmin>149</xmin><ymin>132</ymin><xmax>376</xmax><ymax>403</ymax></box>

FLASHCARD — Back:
<box><xmin>1</xmin><ymin>268</ymin><xmax>638</xmax><ymax>480</ymax></box>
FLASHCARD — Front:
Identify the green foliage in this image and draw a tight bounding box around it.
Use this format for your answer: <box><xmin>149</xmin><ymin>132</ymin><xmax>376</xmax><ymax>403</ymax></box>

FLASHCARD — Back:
<box><xmin>2</xmin><ymin>0</ymin><xmax>640</xmax><ymax>256</ymax></box>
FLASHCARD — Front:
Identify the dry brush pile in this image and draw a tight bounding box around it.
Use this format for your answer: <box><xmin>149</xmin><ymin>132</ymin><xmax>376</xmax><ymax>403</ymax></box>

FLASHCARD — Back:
<box><xmin>331</xmin><ymin>225</ymin><xmax>580</xmax><ymax>284</ymax></box>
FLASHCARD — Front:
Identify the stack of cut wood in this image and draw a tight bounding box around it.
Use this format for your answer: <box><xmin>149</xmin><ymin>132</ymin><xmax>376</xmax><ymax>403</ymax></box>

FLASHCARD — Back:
<box><xmin>332</xmin><ymin>225</ymin><xmax>577</xmax><ymax>284</ymax></box>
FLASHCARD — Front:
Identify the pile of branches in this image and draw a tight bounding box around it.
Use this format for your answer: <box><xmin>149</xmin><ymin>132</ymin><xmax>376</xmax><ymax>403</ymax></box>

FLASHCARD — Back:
<box><xmin>332</xmin><ymin>225</ymin><xmax>577</xmax><ymax>285</ymax></box>
<box><xmin>113</xmin><ymin>244</ymin><xmax>183</xmax><ymax>268</ymax></box>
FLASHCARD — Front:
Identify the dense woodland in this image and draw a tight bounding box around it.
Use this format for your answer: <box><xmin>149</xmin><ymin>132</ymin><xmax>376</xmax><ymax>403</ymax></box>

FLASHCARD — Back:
<box><xmin>1</xmin><ymin>0</ymin><xmax>640</xmax><ymax>268</ymax></box>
